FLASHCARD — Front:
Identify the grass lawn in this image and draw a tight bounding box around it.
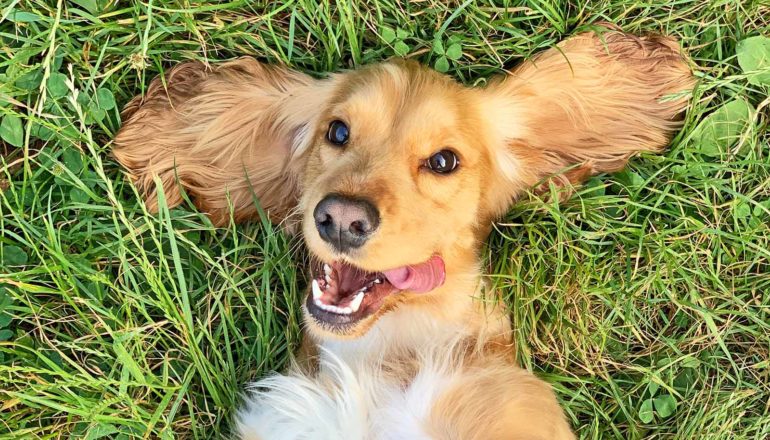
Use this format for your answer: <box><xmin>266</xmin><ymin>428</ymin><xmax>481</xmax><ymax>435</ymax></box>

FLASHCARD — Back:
<box><xmin>1</xmin><ymin>1</ymin><xmax>769</xmax><ymax>438</ymax></box>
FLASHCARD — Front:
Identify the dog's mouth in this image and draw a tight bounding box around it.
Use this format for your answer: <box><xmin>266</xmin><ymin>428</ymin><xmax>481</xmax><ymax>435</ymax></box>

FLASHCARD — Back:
<box><xmin>305</xmin><ymin>255</ymin><xmax>445</xmax><ymax>330</ymax></box>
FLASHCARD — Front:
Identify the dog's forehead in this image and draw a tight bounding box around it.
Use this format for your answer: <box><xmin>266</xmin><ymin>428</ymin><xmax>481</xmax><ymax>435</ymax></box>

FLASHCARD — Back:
<box><xmin>331</xmin><ymin>62</ymin><xmax>473</xmax><ymax>149</ymax></box>
<box><xmin>337</xmin><ymin>63</ymin><xmax>458</xmax><ymax>109</ymax></box>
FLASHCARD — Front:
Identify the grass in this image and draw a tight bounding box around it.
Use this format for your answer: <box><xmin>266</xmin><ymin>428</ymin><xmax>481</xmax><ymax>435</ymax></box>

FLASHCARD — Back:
<box><xmin>1</xmin><ymin>0</ymin><xmax>769</xmax><ymax>438</ymax></box>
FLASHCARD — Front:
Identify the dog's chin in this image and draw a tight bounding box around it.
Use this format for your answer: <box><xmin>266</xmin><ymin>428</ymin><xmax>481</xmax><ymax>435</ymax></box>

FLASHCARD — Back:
<box><xmin>304</xmin><ymin>255</ymin><xmax>446</xmax><ymax>337</ymax></box>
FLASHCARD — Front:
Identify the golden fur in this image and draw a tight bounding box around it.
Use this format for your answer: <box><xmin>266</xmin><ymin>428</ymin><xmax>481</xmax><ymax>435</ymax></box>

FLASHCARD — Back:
<box><xmin>114</xmin><ymin>26</ymin><xmax>694</xmax><ymax>439</ymax></box>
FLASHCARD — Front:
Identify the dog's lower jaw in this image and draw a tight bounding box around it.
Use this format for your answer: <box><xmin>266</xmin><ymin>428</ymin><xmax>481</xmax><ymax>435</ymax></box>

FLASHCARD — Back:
<box><xmin>238</xmin><ymin>277</ymin><xmax>575</xmax><ymax>440</ymax></box>
<box><xmin>315</xmin><ymin>277</ymin><xmax>509</xmax><ymax>361</ymax></box>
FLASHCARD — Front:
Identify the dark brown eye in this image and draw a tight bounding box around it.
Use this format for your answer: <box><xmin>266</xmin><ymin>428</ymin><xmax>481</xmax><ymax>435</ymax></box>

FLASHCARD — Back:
<box><xmin>426</xmin><ymin>150</ymin><xmax>459</xmax><ymax>174</ymax></box>
<box><xmin>326</xmin><ymin>120</ymin><xmax>349</xmax><ymax>146</ymax></box>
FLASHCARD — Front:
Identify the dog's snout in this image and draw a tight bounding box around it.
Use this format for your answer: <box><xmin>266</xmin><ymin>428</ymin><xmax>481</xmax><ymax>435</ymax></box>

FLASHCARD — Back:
<box><xmin>314</xmin><ymin>194</ymin><xmax>380</xmax><ymax>252</ymax></box>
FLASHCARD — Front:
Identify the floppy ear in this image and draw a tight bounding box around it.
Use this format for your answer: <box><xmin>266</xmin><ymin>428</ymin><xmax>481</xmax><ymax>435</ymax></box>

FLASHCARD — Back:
<box><xmin>481</xmin><ymin>27</ymin><xmax>695</xmax><ymax>218</ymax></box>
<box><xmin>113</xmin><ymin>58</ymin><xmax>331</xmax><ymax>227</ymax></box>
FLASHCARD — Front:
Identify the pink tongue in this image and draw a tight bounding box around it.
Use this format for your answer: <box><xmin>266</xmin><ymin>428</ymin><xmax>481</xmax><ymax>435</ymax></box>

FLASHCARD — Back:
<box><xmin>382</xmin><ymin>255</ymin><xmax>445</xmax><ymax>293</ymax></box>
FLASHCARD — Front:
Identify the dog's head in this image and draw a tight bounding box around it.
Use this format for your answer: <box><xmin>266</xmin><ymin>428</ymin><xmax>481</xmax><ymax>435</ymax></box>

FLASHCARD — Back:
<box><xmin>297</xmin><ymin>61</ymin><xmax>504</xmax><ymax>337</ymax></box>
<box><xmin>114</xmin><ymin>28</ymin><xmax>694</xmax><ymax>339</ymax></box>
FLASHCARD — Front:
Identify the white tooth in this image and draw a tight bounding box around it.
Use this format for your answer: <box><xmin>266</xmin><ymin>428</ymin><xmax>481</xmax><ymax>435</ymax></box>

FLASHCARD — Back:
<box><xmin>324</xmin><ymin>264</ymin><xmax>332</xmax><ymax>276</ymax></box>
<box><xmin>312</xmin><ymin>279</ymin><xmax>323</xmax><ymax>300</ymax></box>
<box><xmin>314</xmin><ymin>297</ymin><xmax>355</xmax><ymax>315</ymax></box>
<box><xmin>374</xmin><ymin>278</ymin><xmax>382</xmax><ymax>284</ymax></box>
<box><xmin>325</xmin><ymin>275</ymin><xmax>332</xmax><ymax>284</ymax></box>
<box><xmin>349</xmin><ymin>291</ymin><xmax>364</xmax><ymax>313</ymax></box>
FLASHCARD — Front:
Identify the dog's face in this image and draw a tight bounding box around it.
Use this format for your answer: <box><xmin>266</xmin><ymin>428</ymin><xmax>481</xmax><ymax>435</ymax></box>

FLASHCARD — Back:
<box><xmin>298</xmin><ymin>63</ymin><xmax>497</xmax><ymax>337</ymax></box>
<box><xmin>113</xmin><ymin>29</ymin><xmax>693</xmax><ymax>340</ymax></box>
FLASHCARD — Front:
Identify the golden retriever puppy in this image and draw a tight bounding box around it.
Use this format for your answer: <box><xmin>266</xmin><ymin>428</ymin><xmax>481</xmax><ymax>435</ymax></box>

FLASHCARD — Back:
<box><xmin>114</xmin><ymin>26</ymin><xmax>694</xmax><ymax>439</ymax></box>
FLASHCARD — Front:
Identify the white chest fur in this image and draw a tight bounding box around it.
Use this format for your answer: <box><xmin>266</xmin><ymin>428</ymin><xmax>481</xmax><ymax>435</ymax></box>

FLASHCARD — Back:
<box><xmin>237</xmin><ymin>347</ymin><xmax>458</xmax><ymax>440</ymax></box>
<box><xmin>237</xmin><ymin>309</ymin><xmax>474</xmax><ymax>440</ymax></box>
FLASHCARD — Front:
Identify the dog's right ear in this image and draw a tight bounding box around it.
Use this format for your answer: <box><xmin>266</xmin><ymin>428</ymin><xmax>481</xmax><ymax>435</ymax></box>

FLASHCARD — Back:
<box><xmin>478</xmin><ymin>27</ymin><xmax>694</xmax><ymax>220</ymax></box>
<box><xmin>113</xmin><ymin>58</ymin><xmax>331</xmax><ymax>228</ymax></box>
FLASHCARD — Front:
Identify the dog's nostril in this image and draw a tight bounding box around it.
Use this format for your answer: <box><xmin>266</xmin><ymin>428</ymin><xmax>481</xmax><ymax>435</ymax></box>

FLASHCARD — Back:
<box><xmin>319</xmin><ymin>214</ymin><xmax>333</xmax><ymax>227</ymax></box>
<box><xmin>349</xmin><ymin>220</ymin><xmax>366</xmax><ymax>236</ymax></box>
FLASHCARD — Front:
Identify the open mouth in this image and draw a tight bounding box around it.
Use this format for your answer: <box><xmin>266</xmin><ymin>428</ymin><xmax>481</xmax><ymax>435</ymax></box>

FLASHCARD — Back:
<box><xmin>305</xmin><ymin>255</ymin><xmax>445</xmax><ymax>330</ymax></box>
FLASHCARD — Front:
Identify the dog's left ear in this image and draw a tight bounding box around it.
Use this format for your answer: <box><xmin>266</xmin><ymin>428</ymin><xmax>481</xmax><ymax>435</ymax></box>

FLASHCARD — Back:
<box><xmin>480</xmin><ymin>27</ymin><xmax>695</xmax><ymax>218</ymax></box>
<box><xmin>114</xmin><ymin>58</ymin><xmax>332</xmax><ymax>228</ymax></box>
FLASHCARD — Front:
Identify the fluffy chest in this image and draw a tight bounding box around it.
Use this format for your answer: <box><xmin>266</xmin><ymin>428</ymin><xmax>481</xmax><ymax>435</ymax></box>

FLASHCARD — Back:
<box><xmin>237</xmin><ymin>351</ymin><xmax>457</xmax><ymax>440</ymax></box>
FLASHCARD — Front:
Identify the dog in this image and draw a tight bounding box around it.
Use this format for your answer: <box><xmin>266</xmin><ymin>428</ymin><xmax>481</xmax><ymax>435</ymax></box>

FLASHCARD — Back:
<box><xmin>113</xmin><ymin>25</ymin><xmax>694</xmax><ymax>439</ymax></box>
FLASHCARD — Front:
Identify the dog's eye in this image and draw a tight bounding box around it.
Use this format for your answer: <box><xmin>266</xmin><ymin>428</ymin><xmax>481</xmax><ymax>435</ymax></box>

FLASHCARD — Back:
<box><xmin>326</xmin><ymin>120</ymin><xmax>349</xmax><ymax>146</ymax></box>
<box><xmin>426</xmin><ymin>150</ymin><xmax>459</xmax><ymax>174</ymax></box>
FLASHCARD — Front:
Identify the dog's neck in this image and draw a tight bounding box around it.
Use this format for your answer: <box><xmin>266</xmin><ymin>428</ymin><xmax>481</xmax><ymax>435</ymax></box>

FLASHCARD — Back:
<box><xmin>315</xmin><ymin>271</ymin><xmax>511</xmax><ymax>365</ymax></box>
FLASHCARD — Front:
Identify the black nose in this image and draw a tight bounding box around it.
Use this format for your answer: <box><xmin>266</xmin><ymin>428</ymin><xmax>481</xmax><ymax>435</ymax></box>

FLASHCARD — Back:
<box><xmin>313</xmin><ymin>194</ymin><xmax>380</xmax><ymax>253</ymax></box>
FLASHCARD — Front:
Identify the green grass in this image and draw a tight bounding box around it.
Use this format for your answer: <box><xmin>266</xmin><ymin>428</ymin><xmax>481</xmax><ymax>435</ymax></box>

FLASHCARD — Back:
<box><xmin>1</xmin><ymin>1</ymin><xmax>769</xmax><ymax>438</ymax></box>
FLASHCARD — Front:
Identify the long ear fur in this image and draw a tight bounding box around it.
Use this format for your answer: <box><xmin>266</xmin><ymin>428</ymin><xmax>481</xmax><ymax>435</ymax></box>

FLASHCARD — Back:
<box><xmin>482</xmin><ymin>26</ymin><xmax>695</xmax><ymax>217</ymax></box>
<box><xmin>113</xmin><ymin>58</ymin><xmax>330</xmax><ymax>227</ymax></box>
